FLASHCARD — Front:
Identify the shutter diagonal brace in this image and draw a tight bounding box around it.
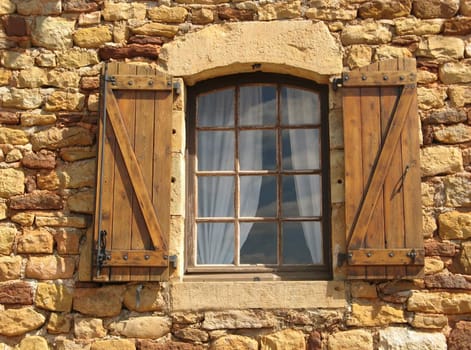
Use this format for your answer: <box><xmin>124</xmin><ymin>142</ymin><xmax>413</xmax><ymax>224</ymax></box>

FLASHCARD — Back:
<box><xmin>347</xmin><ymin>84</ymin><xmax>415</xmax><ymax>251</ymax></box>
<box><xmin>104</xmin><ymin>83</ymin><xmax>168</xmax><ymax>252</ymax></box>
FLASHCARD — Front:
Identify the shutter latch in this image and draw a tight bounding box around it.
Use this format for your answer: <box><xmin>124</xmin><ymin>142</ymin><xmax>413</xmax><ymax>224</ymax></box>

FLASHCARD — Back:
<box><xmin>164</xmin><ymin>254</ymin><xmax>178</xmax><ymax>269</ymax></box>
<box><xmin>96</xmin><ymin>230</ymin><xmax>111</xmax><ymax>276</ymax></box>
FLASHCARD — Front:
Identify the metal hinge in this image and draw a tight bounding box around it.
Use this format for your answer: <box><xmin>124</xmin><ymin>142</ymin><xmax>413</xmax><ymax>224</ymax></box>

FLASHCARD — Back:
<box><xmin>164</xmin><ymin>254</ymin><xmax>178</xmax><ymax>269</ymax></box>
<box><xmin>332</xmin><ymin>77</ymin><xmax>344</xmax><ymax>91</ymax></box>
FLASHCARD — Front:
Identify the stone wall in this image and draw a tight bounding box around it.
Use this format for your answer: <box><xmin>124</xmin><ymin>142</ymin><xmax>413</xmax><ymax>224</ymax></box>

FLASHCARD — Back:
<box><xmin>0</xmin><ymin>0</ymin><xmax>470</xmax><ymax>349</ymax></box>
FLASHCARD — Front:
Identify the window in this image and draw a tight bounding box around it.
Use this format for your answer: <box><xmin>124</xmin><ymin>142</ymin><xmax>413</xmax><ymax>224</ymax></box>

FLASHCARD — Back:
<box><xmin>186</xmin><ymin>74</ymin><xmax>331</xmax><ymax>279</ymax></box>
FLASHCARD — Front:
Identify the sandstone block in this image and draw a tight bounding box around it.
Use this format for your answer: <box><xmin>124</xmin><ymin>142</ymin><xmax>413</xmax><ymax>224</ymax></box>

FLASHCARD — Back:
<box><xmin>35</xmin><ymin>282</ymin><xmax>73</xmax><ymax>312</ymax></box>
<box><xmin>21</xmin><ymin>113</ymin><xmax>57</xmax><ymax>127</ymax></box>
<box><xmin>17</xmin><ymin>227</ymin><xmax>54</xmax><ymax>254</ymax></box>
<box><xmin>434</xmin><ymin>123</ymin><xmax>471</xmax><ymax>144</ymax></box>
<box><xmin>328</xmin><ymin>329</ymin><xmax>373</xmax><ymax>350</ymax></box>
<box><xmin>110</xmin><ymin>316</ymin><xmax>171</xmax><ymax>339</ymax></box>
<box><xmin>175</xmin><ymin>328</ymin><xmax>209</xmax><ymax>343</ymax></box>
<box><xmin>0</xmin><ymin>307</ymin><xmax>45</xmax><ymax>336</ymax></box>
<box><xmin>341</xmin><ymin>22</ymin><xmax>392</xmax><ymax>45</ymax></box>
<box><xmin>0</xmin><ymin>127</ymin><xmax>28</xmax><ymax>145</ymax></box>
<box><xmin>350</xmin><ymin>281</ymin><xmax>377</xmax><ymax>299</ymax></box>
<box><xmin>102</xmin><ymin>2</ymin><xmax>146</xmax><ymax>21</ymax></box>
<box><xmin>218</xmin><ymin>7</ymin><xmax>255</xmax><ymax>21</ymax></box>
<box><xmin>417</xmin><ymin>69</ymin><xmax>438</xmax><ymax>84</ymax></box>
<box><xmin>10</xmin><ymin>191</ymin><xmax>62</xmax><ymax>210</ymax></box>
<box><xmin>54</xmin><ymin>228</ymin><xmax>84</xmax><ymax>255</ymax></box>
<box><xmin>258</xmin><ymin>1</ymin><xmax>301</xmax><ymax>21</ymax></box>
<box><xmin>73</xmin><ymin>26</ymin><xmax>112</xmax><ymax>48</ymax></box>
<box><xmin>123</xmin><ymin>284</ymin><xmax>166</xmax><ymax>312</ymax></box>
<box><xmin>0</xmin><ymin>68</ymin><xmax>12</xmax><ymax>85</ymax></box>
<box><xmin>5</xmin><ymin>148</ymin><xmax>22</xmax><ymax>163</ymax></box>
<box><xmin>98</xmin><ymin>44</ymin><xmax>160</xmax><ymax>60</ymax></box>
<box><xmin>408</xmin><ymin>291</ymin><xmax>471</xmax><ymax>313</ymax></box>
<box><xmin>138</xmin><ymin>340</ymin><xmax>203</xmax><ymax>350</ymax></box>
<box><xmin>131</xmin><ymin>23</ymin><xmax>179</xmax><ymax>38</ymax></box>
<box><xmin>305</xmin><ymin>7</ymin><xmax>357</xmax><ymax>20</ymax></box>
<box><xmin>56</xmin><ymin>48</ymin><xmax>100</xmax><ymax>68</ymax></box>
<box><xmin>420</xmin><ymin>146</ymin><xmax>463</xmax><ymax>176</ymax></box>
<box><xmin>47</xmin><ymin>70</ymin><xmax>81</xmax><ymax>89</ymax></box>
<box><xmin>438</xmin><ymin>211</ymin><xmax>471</xmax><ymax>239</ymax></box>
<box><xmin>36</xmin><ymin>52</ymin><xmax>57</xmax><ymax>67</ymax></box>
<box><xmin>444</xmin><ymin>174</ymin><xmax>471</xmax><ymax>207</ymax></box>
<box><xmin>425</xmin><ymin>272</ymin><xmax>471</xmax><ymax>289</ymax></box>
<box><xmin>0</xmin><ymin>111</ymin><xmax>18</xmax><ymax>125</ymax></box>
<box><xmin>0</xmin><ymin>0</ymin><xmax>15</xmax><ymax>15</ymax></box>
<box><xmin>80</xmin><ymin>77</ymin><xmax>100</xmax><ymax>90</ymax></box>
<box><xmin>91</xmin><ymin>340</ymin><xmax>135</xmax><ymax>350</ymax></box>
<box><xmin>16</xmin><ymin>0</ymin><xmax>61</xmax><ymax>15</ymax></box>
<box><xmin>35</xmin><ymin>215</ymin><xmax>88</xmax><ymax>228</ymax></box>
<box><xmin>32</xmin><ymin>16</ymin><xmax>75</xmax><ymax>50</ymax></box>
<box><xmin>417</xmin><ymin>87</ymin><xmax>447</xmax><ymax>110</ymax></box>
<box><xmin>409</xmin><ymin>313</ymin><xmax>448</xmax><ymax>329</ymax></box>
<box><xmin>45</xmin><ymin>158</ymin><xmax>96</xmax><ymax>190</ymax></box>
<box><xmin>0</xmin><ymin>224</ymin><xmax>17</xmax><ymax>255</ymax></box>
<box><xmin>439</xmin><ymin>60</ymin><xmax>471</xmax><ymax>84</ymax></box>
<box><xmin>25</xmin><ymin>256</ymin><xmax>75</xmax><ymax>280</ymax></box>
<box><xmin>45</xmin><ymin>90</ymin><xmax>85</xmax><ymax>112</ymax></box>
<box><xmin>64</xmin><ymin>0</ymin><xmax>100</xmax><ymax>13</ymax></box>
<box><xmin>448</xmin><ymin>321</ymin><xmax>471</xmax><ymax>350</ymax></box>
<box><xmin>0</xmin><ymin>202</ymin><xmax>6</xmax><ymax>221</ymax></box>
<box><xmin>78</xmin><ymin>11</ymin><xmax>102</xmax><ymax>25</ymax></box>
<box><xmin>412</xmin><ymin>0</ymin><xmax>460</xmax><ymax>18</ymax></box>
<box><xmin>148</xmin><ymin>6</ymin><xmax>188</xmax><ymax>23</ymax></box>
<box><xmin>0</xmin><ymin>256</ymin><xmax>21</xmax><ymax>281</ymax></box>
<box><xmin>203</xmin><ymin>310</ymin><xmax>277</xmax><ymax>330</ymax></box>
<box><xmin>444</xmin><ymin>17</ymin><xmax>471</xmax><ymax>35</ymax></box>
<box><xmin>423</xmin><ymin>211</ymin><xmax>437</xmax><ymax>238</ymax></box>
<box><xmin>416</xmin><ymin>36</ymin><xmax>464</xmax><ymax>60</ymax></box>
<box><xmin>2</xmin><ymin>88</ymin><xmax>43</xmax><ymax>109</ymax></box>
<box><xmin>67</xmin><ymin>190</ymin><xmax>95</xmax><ymax>214</ymax></box>
<box><xmin>17</xmin><ymin>67</ymin><xmax>48</xmax><ymax>88</ymax></box>
<box><xmin>211</xmin><ymin>335</ymin><xmax>257</xmax><ymax>350</ymax></box>
<box><xmin>87</xmin><ymin>93</ymin><xmax>99</xmax><ymax>112</ymax></box>
<box><xmin>0</xmin><ymin>281</ymin><xmax>33</xmax><ymax>304</ymax></box>
<box><xmin>425</xmin><ymin>107</ymin><xmax>467</xmax><ymax>124</ymax></box>
<box><xmin>22</xmin><ymin>150</ymin><xmax>56</xmax><ymax>169</ymax></box>
<box><xmin>448</xmin><ymin>86</ymin><xmax>471</xmax><ymax>107</ymax></box>
<box><xmin>462</xmin><ymin>0</ymin><xmax>471</xmax><ymax>15</ymax></box>
<box><xmin>424</xmin><ymin>257</ymin><xmax>444</xmax><ymax>274</ymax></box>
<box><xmin>0</xmin><ymin>168</ymin><xmax>24</xmax><ymax>198</ymax></box>
<box><xmin>349</xmin><ymin>300</ymin><xmax>406</xmax><ymax>326</ymax></box>
<box><xmin>424</xmin><ymin>240</ymin><xmax>457</xmax><ymax>256</ymax></box>
<box><xmin>380</xmin><ymin>328</ymin><xmax>446</xmax><ymax>350</ymax></box>
<box><xmin>31</xmin><ymin>126</ymin><xmax>94</xmax><ymax>151</ymax></box>
<box><xmin>453</xmin><ymin>241</ymin><xmax>471</xmax><ymax>274</ymax></box>
<box><xmin>374</xmin><ymin>45</ymin><xmax>412</xmax><ymax>60</ymax></box>
<box><xmin>1</xmin><ymin>51</ymin><xmax>34</xmax><ymax>69</ymax></box>
<box><xmin>359</xmin><ymin>0</ymin><xmax>411</xmax><ymax>19</ymax></box>
<box><xmin>260</xmin><ymin>329</ymin><xmax>305</xmax><ymax>350</ymax></box>
<box><xmin>192</xmin><ymin>8</ymin><xmax>214</xmax><ymax>25</ymax></box>
<box><xmin>74</xmin><ymin>316</ymin><xmax>106</xmax><ymax>339</ymax></box>
<box><xmin>18</xmin><ymin>336</ymin><xmax>49</xmax><ymax>350</ymax></box>
<box><xmin>47</xmin><ymin>312</ymin><xmax>72</xmax><ymax>334</ymax></box>
<box><xmin>73</xmin><ymin>285</ymin><xmax>125</xmax><ymax>317</ymax></box>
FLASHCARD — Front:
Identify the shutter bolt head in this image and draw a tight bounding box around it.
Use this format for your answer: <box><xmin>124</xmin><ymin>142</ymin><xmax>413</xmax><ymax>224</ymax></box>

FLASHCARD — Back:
<box><xmin>128</xmin><ymin>80</ymin><xmax>133</xmax><ymax>86</ymax></box>
<box><xmin>123</xmin><ymin>254</ymin><xmax>128</xmax><ymax>260</ymax></box>
<box><xmin>399</xmin><ymin>75</ymin><xmax>405</xmax><ymax>81</ymax></box>
<box><xmin>361</xmin><ymin>74</ymin><xmax>367</xmax><ymax>80</ymax></box>
<box><xmin>343</xmin><ymin>74</ymin><xmax>349</xmax><ymax>81</ymax></box>
<box><xmin>366</xmin><ymin>252</ymin><xmax>372</xmax><ymax>257</ymax></box>
<box><xmin>144</xmin><ymin>255</ymin><xmax>150</xmax><ymax>260</ymax></box>
<box><xmin>383</xmin><ymin>75</ymin><xmax>389</xmax><ymax>81</ymax></box>
<box><xmin>148</xmin><ymin>80</ymin><xmax>154</xmax><ymax>86</ymax></box>
<box><xmin>389</xmin><ymin>252</ymin><xmax>395</xmax><ymax>257</ymax></box>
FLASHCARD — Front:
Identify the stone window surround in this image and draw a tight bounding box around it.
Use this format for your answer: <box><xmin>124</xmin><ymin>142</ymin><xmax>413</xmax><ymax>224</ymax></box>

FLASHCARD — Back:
<box><xmin>161</xmin><ymin>20</ymin><xmax>347</xmax><ymax>310</ymax></box>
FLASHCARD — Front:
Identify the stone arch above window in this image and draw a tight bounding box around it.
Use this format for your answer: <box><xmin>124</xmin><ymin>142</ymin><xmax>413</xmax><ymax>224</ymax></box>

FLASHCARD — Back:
<box><xmin>160</xmin><ymin>21</ymin><xmax>343</xmax><ymax>85</ymax></box>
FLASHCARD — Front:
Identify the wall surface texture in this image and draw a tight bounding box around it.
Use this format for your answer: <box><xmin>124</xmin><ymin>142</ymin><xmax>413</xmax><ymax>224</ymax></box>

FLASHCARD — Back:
<box><xmin>0</xmin><ymin>0</ymin><xmax>470</xmax><ymax>349</ymax></box>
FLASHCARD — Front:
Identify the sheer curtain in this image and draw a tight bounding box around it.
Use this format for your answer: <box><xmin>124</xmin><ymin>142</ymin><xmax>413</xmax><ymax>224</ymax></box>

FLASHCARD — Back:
<box><xmin>197</xmin><ymin>87</ymin><xmax>264</xmax><ymax>264</ymax></box>
<box><xmin>285</xmin><ymin>88</ymin><xmax>323</xmax><ymax>264</ymax></box>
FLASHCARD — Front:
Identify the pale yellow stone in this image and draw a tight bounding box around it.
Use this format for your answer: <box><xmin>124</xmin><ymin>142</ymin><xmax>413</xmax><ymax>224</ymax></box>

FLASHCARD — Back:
<box><xmin>16</xmin><ymin>0</ymin><xmax>61</xmax><ymax>15</ymax></box>
<box><xmin>0</xmin><ymin>0</ymin><xmax>15</xmax><ymax>15</ymax></box>
<box><xmin>11</xmin><ymin>212</ymin><xmax>35</xmax><ymax>226</ymax></box>
<box><xmin>424</xmin><ymin>257</ymin><xmax>445</xmax><ymax>275</ymax></box>
<box><xmin>56</xmin><ymin>48</ymin><xmax>100</xmax><ymax>68</ymax></box>
<box><xmin>132</xmin><ymin>23</ymin><xmax>179</xmax><ymax>38</ymax></box>
<box><xmin>341</xmin><ymin>22</ymin><xmax>392</xmax><ymax>45</ymax></box>
<box><xmin>420</xmin><ymin>146</ymin><xmax>463</xmax><ymax>176</ymax></box>
<box><xmin>1</xmin><ymin>51</ymin><xmax>34</xmax><ymax>69</ymax></box>
<box><xmin>417</xmin><ymin>70</ymin><xmax>437</xmax><ymax>84</ymax></box>
<box><xmin>32</xmin><ymin>16</ymin><xmax>75</xmax><ymax>50</ymax></box>
<box><xmin>67</xmin><ymin>190</ymin><xmax>95</xmax><ymax>214</ymax></box>
<box><xmin>0</xmin><ymin>307</ymin><xmax>45</xmax><ymax>336</ymax></box>
<box><xmin>0</xmin><ymin>168</ymin><xmax>25</xmax><ymax>198</ymax></box>
<box><xmin>438</xmin><ymin>211</ymin><xmax>471</xmax><ymax>239</ymax></box>
<box><xmin>91</xmin><ymin>340</ymin><xmax>135</xmax><ymax>350</ymax></box>
<box><xmin>0</xmin><ymin>68</ymin><xmax>12</xmax><ymax>85</ymax></box>
<box><xmin>17</xmin><ymin>67</ymin><xmax>48</xmax><ymax>88</ymax></box>
<box><xmin>17</xmin><ymin>227</ymin><xmax>54</xmax><ymax>254</ymax></box>
<box><xmin>112</xmin><ymin>21</ymin><xmax>128</xmax><ymax>44</ymax></box>
<box><xmin>109</xmin><ymin>316</ymin><xmax>171</xmax><ymax>339</ymax></box>
<box><xmin>25</xmin><ymin>256</ymin><xmax>75</xmax><ymax>280</ymax></box>
<box><xmin>416</xmin><ymin>36</ymin><xmax>465</xmax><ymax>60</ymax></box>
<box><xmin>37</xmin><ymin>170</ymin><xmax>59</xmax><ymax>190</ymax></box>
<box><xmin>73</xmin><ymin>285</ymin><xmax>126</xmax><ymax>317</ymax></box>
<box><xmin>408</xmin><ymin>291</ymin><xmax>471</xmax><ymax>314</ymax></box>
<box><xmin>349</xmin><ymin>301</ymin><xmax>406</xmax><ymax>326</ymax></box>
<box><xmin>5</xmin><ymin>148</ymin><xmax>22</xmax><ymax>162</ymax></box>
<box><xmin>258</xmin><ymin>1</ymin><xmax>301</xmax><ymax>21</ymax></box>
<box><xmin>0</xmin><ymin>201</ymin><xmax>7</xmax><ymax>220</ymax></box>
<box><xmin>448</xmin><ymin>86</ymin><xmax>471</xmax><ymax>107</ymax></box>
<box><xmin>21</xmin><ymin>113</ymin><xmax>57</xmax><ymax>126</ymax></box>
<box><xmin>0</xmin><ymin>224</ymin><xmax>16</xmax><ymax>255</ymax></box>
<box><xmin>102</xmin><ymin>1</ymin><xmax>146</xmax><ymax>21</ymax></box>
<box><xmin>73</xmin><ymin>26</ymin><xmax>112</xmax><ymax>48</ymax></box>
<box><xmin>417</xmin><ymin>87</ymin><xmax>447</xmax><ymax>110</ymax></box>
<box><xmin>123</xmin><ymin>284</ymin><xmax>166</xmax><ymax>312</ymax></box>
<box><xmin>87</xmin><ymin>93</ymin><xmax>99</xmax><ymax>112</ymax></box>
<box><xmin>305</xmin><ymin>7</ymin><xmax>357</xmax><ymax>20</ymax></box>
<box><xmin>60</xmin><ymin>146</ymin><xmax>97</xmax><ymax>161</ymax></box>
<box><xmin>31</xmin><ymin>126</ymin><xmax>94</xmax><ymax>151</ymax></box>
<box><xmin>394</xmin><ymin>18</ymin><xmax>443</xmax><ymax>35</ymax></box>
<box><xmin>375</xmin><ymin>45</ymin><xmax>412</xmax><ymax>60</ymax></box>
<box><xmin>35</xmin><ymin>283</ymin><xmax>73</xmax><ymax>312</ymax></box>
<box><xmin>36</xmin><ymin>51</ymin><xmax>57</xmax><ymax>67</ymax></box>
<box><xmin>161</xmin><ymin>21</ymin><xmax>342</xmax><ymax>85</ymax></box>
<box><xmin>36</xmin><ymin>215</ymin><xmax>88</xmax><ymax>228</ymax></box>
<box><xmin>18</xmin><ymin>335</ymin><xmax>49</xmax><ymax>350</ymax></box>
<box><xmin>74</xmin><ymin>316</ymin><xmax>106</xmax><ymax>339</ymax></box>
<box><xmin>351</xmin><ymin>282</ymin><xmax>378</xmax><ymax>299</ymax></box>
<box><xmin>79</xmin><ymin>11</ymin><xmax>101</xmax><ymax>26</ymax></box>
<box><xmin>211</xmin><ymin>335</ymin><xmax>258</xmax><ymax>350</ymax></box>
<box><xmin>0</xmin><ymin>255</ymin><xmax>21</xmax><ymax>280</ymax></box>
<box><xmin>148</xmin><ymin>6</ymin><xmax>188</xmax><ymax>23</ymax></box>
<box><xmin>410</xmin><ymin>313</ymin><xmax>448</xmax><ymax>329</ymax></box>
<box><xmin>328</xmin><ymin>330</ymin><xmax>373</xmax><ymax>350</ymax></box>
<box><xmin>439</xmin><ymin>60</ymin><xmax>471</xmax><ymax>84</ymax></box>
<box><xmin>2</xmin><ymin>88</ymin><xmax>43</xmax><ymax>109</ymax></box>
<box><xmin>444</xmin><ymin>174</ymin><xmax>471</xmax><ymax>207</ymax></box>
<box><xmin>58</xmin><ymin>159</ymin><xmax>96</xmax><ymax>189</ymax></box>
<box><xmin>45</xmin><ymin>90</ymin><xmax>85</xmax><ymax>112</ymax></box>
<box><xmin>456</xmin><ymin>241</ymin><xmax>471</xmax><ymax>274</ymax></box>
<box><xmin>434</xmin><ymin>123</ymin><xmax>471</xmax><ymax>144</ymax></box>
<box><xmin>47</xmin><ymin>69</ymin><xmax>81</xmax><ymax>88</ymax></box>
<box><xmin>0</xmin><ymin>128</ymin><xmax>29</xmax><ymax>145</ymax></box>
<box><xmin>47</xmin><ymin>312</ymin><xmax>72</xmax><ymax>334</ymax></box>
<box><xmin>346</xmin><ymin>45</ymin><xmax>373</xmax><ymax>69</ymax></box>
<box><xmin>192</xmin><ymin>8</ymin><xmax>214</xmax><ymax>25</ymax></box>
<box><xmin>423</xmin><ymin>212</ymin><xmax>437</xmax><ymax>238</ymax></box>
<box><xmin>260</xmin><ymin>329</ymin><xmax>305</xmax><ymax>350</ymax></box>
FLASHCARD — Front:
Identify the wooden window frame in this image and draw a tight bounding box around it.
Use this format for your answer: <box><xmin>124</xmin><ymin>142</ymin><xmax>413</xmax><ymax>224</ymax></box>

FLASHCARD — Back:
<box><xmin>185</xmin><ymin>73</ymin><xmax>332</xmax><ymax>280</ymax></box>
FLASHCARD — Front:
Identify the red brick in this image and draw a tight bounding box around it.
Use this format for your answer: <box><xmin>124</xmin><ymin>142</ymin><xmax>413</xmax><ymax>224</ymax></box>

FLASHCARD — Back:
<box><xmin>2</xmin><ymin>16</ymin><xmax>27</xmax><ymax>37</ymax></box>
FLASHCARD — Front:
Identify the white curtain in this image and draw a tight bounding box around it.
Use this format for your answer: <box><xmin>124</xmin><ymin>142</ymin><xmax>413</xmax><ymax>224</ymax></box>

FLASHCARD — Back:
<box><xmin>285</xmin><ymin>88</ymin><xmax>323</xmax><ymax>264</ymax></box>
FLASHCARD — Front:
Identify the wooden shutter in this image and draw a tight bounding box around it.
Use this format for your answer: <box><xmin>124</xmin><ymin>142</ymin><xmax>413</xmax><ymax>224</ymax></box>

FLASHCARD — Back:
<box><xmin>80</xmin><ymin>62</ymin><xmax>173</xmax><ymax>282</ymax></box>
<box><xmin>342</xmin><ymin>58</ymin><xmax>424</xmax><ymax>280</ymax></box>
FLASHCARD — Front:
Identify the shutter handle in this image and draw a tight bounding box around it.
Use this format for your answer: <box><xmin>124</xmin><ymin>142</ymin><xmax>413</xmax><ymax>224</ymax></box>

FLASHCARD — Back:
<box><xmin>392</xmin><ymin>164</ymin><xmax>410</xmax><ymax>196</ymax></box>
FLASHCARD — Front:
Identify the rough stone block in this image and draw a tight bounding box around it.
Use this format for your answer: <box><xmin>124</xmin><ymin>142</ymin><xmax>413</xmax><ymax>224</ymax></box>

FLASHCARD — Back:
<box><xmin>416</xmin><ymin>35</ymin><xmax>464</xmax><ymax>60</ymax></box>
<box><xmin>203</xmin><ymin>310</ymin><xmax>277</xmax><ymax>330</ymax></box>
<box><xmin>258</xmin><ymin>1</ymin><xmax>301</xmax><ymax>21</ymax></box>
<box><xmin>25</xmin><ymin>256</ymin><xmax>75</xmax><ymax>280</ymax></box>
<box><xmin>438</xmin><ymin>211</ymin><xmax>471</xmax><ymax>239</ymax></box>
<box><xmin>434</xmin><ymin>124</ymin><xmax>471</xmax><ymax>144</ymax></box>
<box><xmin>17</xmin><ymin>227</ymin><xmax>54</xmax><ymax>254</ymax></box>
<box><xmin>425</xmin><ymin>272</ymin><xmax>471</xmax><ymax>289</ymax></box>
<box><xmin>412</xmin><ymin>0</ymin><xmax>460</xmax><ymax>19</ymax></box>
<box><xmin>448</xmin><ymin>321</ymin><xmax>471</xmax><ymax>350</ymax></box>
<box><xmin>444</xmin><ymin>174</ymin><xmax>471</xmax><ymax>207</ymax></box>
<box><xmin>45</xmin><ymin>90</ymin><xmax>85</xmax><ymax>112</ymax></box>
<box><xmin>2</xmin><ymin>88</ymin><xmax>43</xmax><ymax>109</ymax></box>
<box><xmin>148</xmin><ymin>6</ymin><xmax>188</xmax><ymax>23</ymax></box>
<box><xmin>0</xmin><ymin>307</ymin><xmax>46</xmax><ymax>336</ymax></box>
<box><xmin>453</xmin><ymin>241</ymin><xmax>471</xmax><ymax>274</ymax></box>
<box><xmin>18</xmin><ymin>336</ymin><xmax>49</xmax><ymax>350</ymax></box>
<box><xmin>358</xmin><ymin>0</ymin><xmax>412</xmax><ymax>19</ymax></box>
<box><xmin>328</xmin><ymin>329</ymin><xmax>373</xmax><ymax>350</ymax></box>
<box><xmin>0</xmin><ymin>281</ymin><xmax>33</xmax><ymax>304</ymax></box>
<box><xmin>260</xmin><ymin>329</ymin><xmax>305</xmax><ymax>350</ymax></box>
<box><xmin>47</xmin><ymin>312</ymin><xmax>73</xmax><ymax>334</ymax></box>
<box><xmin>109</xmin><ymin>316</ymin><xmax>171</xmax><ymax>339</ymax></box>
<box><xmin>341</xmin><ymin>22</ymin><xmax>392</xmax><ymax>45</ymax></box>
<box><xmin>73</xmin><ymin>285</ymin><xmax>125</xmax><ymax>317</ymax></box>
<box><xmin>0</xmin><ymin>256</ymin><xmax>21</xmax><ymax>281</ymax></box>
<box><xmin>35</xmin><ymin>283</ymin><xmax>73</xmax><ymax>312</ymax></box>
<box><xmin>90</xmin><ymin>340</ymin><xmax>136</xmax><ymax>350</ymax></box>
<box><xmin>409</xmin><ymin>313</ymin><xmax>448</xmax><ymax>329</ymax></box>
<box><xmin>123</xmin><ymin>284</ymin><xmax>166</xmax><ymax>312</ymax></box>
<box><xmin>31</xmin><ymin>16</ymin><xmax>75</xmax><ymax>50</ymax></box>
<box><xmin>31</xmin><ymin>126</ymin><xmax>94</xmax><ymax>151</ymax></box>
<box><xmin>53</xmin><ymin>228</ymin><xmax>84</xmax><ymax>255</ymax></box>
<box><xmin>9</xmin><ymin>191</ymin><xmax>62</xmax><ymax>210</ymax></box>
<box><xmin>378</xmin><ymin>327</ymin><xmax>446</xmax><ymax>350</ymax></box>
<box><xmin>211</xmin><ymin>335</ymin><xmax>257</xmax><ymax>350</ymax></box>
<box><xmin>0</xmin><ymin>224</ymin><xmax>16</xmax><ymax>255</ymax></box>
<box><xmin>74</xmin><ymin>316</ymin><xmax>106</xmax><ymax>339</ymax></box>
<box><xmin>73</xmin><ymin>26</ymin><xmax>112</xmax><ymax>48</ymax></box>
<box><xmin>420</xmin><ymin>146</ymin><xmax>463</xmax><ymax>176</ymax></box>
<box><xmin>349</xmin><ymin>300</ymin><xmax>406</xmax><ymax>326</ymax></box>
<box><xmin>407</xmin><ymin>291</ymin><xmax>471</xmax><ymax>314</ymax></box>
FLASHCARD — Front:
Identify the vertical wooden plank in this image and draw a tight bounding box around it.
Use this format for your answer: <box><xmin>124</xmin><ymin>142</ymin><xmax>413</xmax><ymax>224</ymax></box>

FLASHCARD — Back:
<box><xmin>110</xmin><ymin>63</ymin><xmax>136</xmax><ymax>281</ymax></box>
<box><xmin>402</xmin><ymin>58</ymin><xmax>423</xmax><ymax>278</ymax></box>
<box><xmin>381</xmin><ymin>58</ymin><xmax>406</xmax><ymax>279</ymax></box>
<box><xmin>361</xmin><ymin>62</ymin><xmax>386</xmax><ymax>279</ymax></box>
<box><xmin>343</xmin><ymin>83</ymin><xmax>365</xmax><ymax>279</ymax></box>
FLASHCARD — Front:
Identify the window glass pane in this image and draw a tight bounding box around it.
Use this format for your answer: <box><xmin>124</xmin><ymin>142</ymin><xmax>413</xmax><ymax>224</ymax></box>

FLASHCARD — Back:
<box><xmin>239</xmin><ymin>130</ymin><xmax>276</xmax><ymax>170</ymax></box>
<box><xmin>197</xmin><ymin>88</ymin><xmax>234</xmax><ymax>127</ymax></box>
<box><xmin>282</xmin><ymin>175</ymin><xmax>321</xmax><ymax>217</ymax></box>
<box><xmin>240</xmin><ymin>222</ymin><xmax>277</xmax><ymax>264</ymax></box>
<box><xmin>282</xmin><ymin>129</ymin><xmax>320</xmax><ymax>170</ymax></box>
<box><xmin>197</xmin><ymin>223</ymin><xmax>234</xmax><ymax>264</ymax></box>
<box><xmin>283</xmin><ymin>221</ymin><xmax>322</xmax><ymax>264</ymax></box>
<box><xmin>240</xmin><ymin>176</ymin><xmax>276</xmax><ymax>217</ymax></box>
<box><xmin>281</xmin><ymin>87</ymin><xmax>320</xmax><ymax>125</ymax></box>
<box><xmin>198</xmin><ymin>176</ymin><xmax>234</xmax><ymax>217</ymax></box>
<box><xmin>240</xmin><ymin>85</ymin><xmax>276</xmax><ymax>126</ymax></box>
<box><xmin>197</xmin><ymin>131</ymin><xmax>234</xmax><ymax>171</ymax></box>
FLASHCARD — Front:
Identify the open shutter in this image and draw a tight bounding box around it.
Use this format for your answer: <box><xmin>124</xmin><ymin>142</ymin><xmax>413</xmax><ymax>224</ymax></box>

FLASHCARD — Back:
<box><xmin>342</xmin><ymin>58</ymin><xmax>424</xmax><ymax>280</ymax></box>
<box><xmin>80</xmin><ymin>62</ymin><xmax>173</xmax><ymax>282</ymax></box>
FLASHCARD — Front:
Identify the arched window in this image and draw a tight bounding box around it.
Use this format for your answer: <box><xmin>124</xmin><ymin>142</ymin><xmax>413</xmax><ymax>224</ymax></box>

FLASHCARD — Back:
<box><xmin>186</xmin><ymin>74</ymin><xmax>331</xmax><ymax>279</ymax></box>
